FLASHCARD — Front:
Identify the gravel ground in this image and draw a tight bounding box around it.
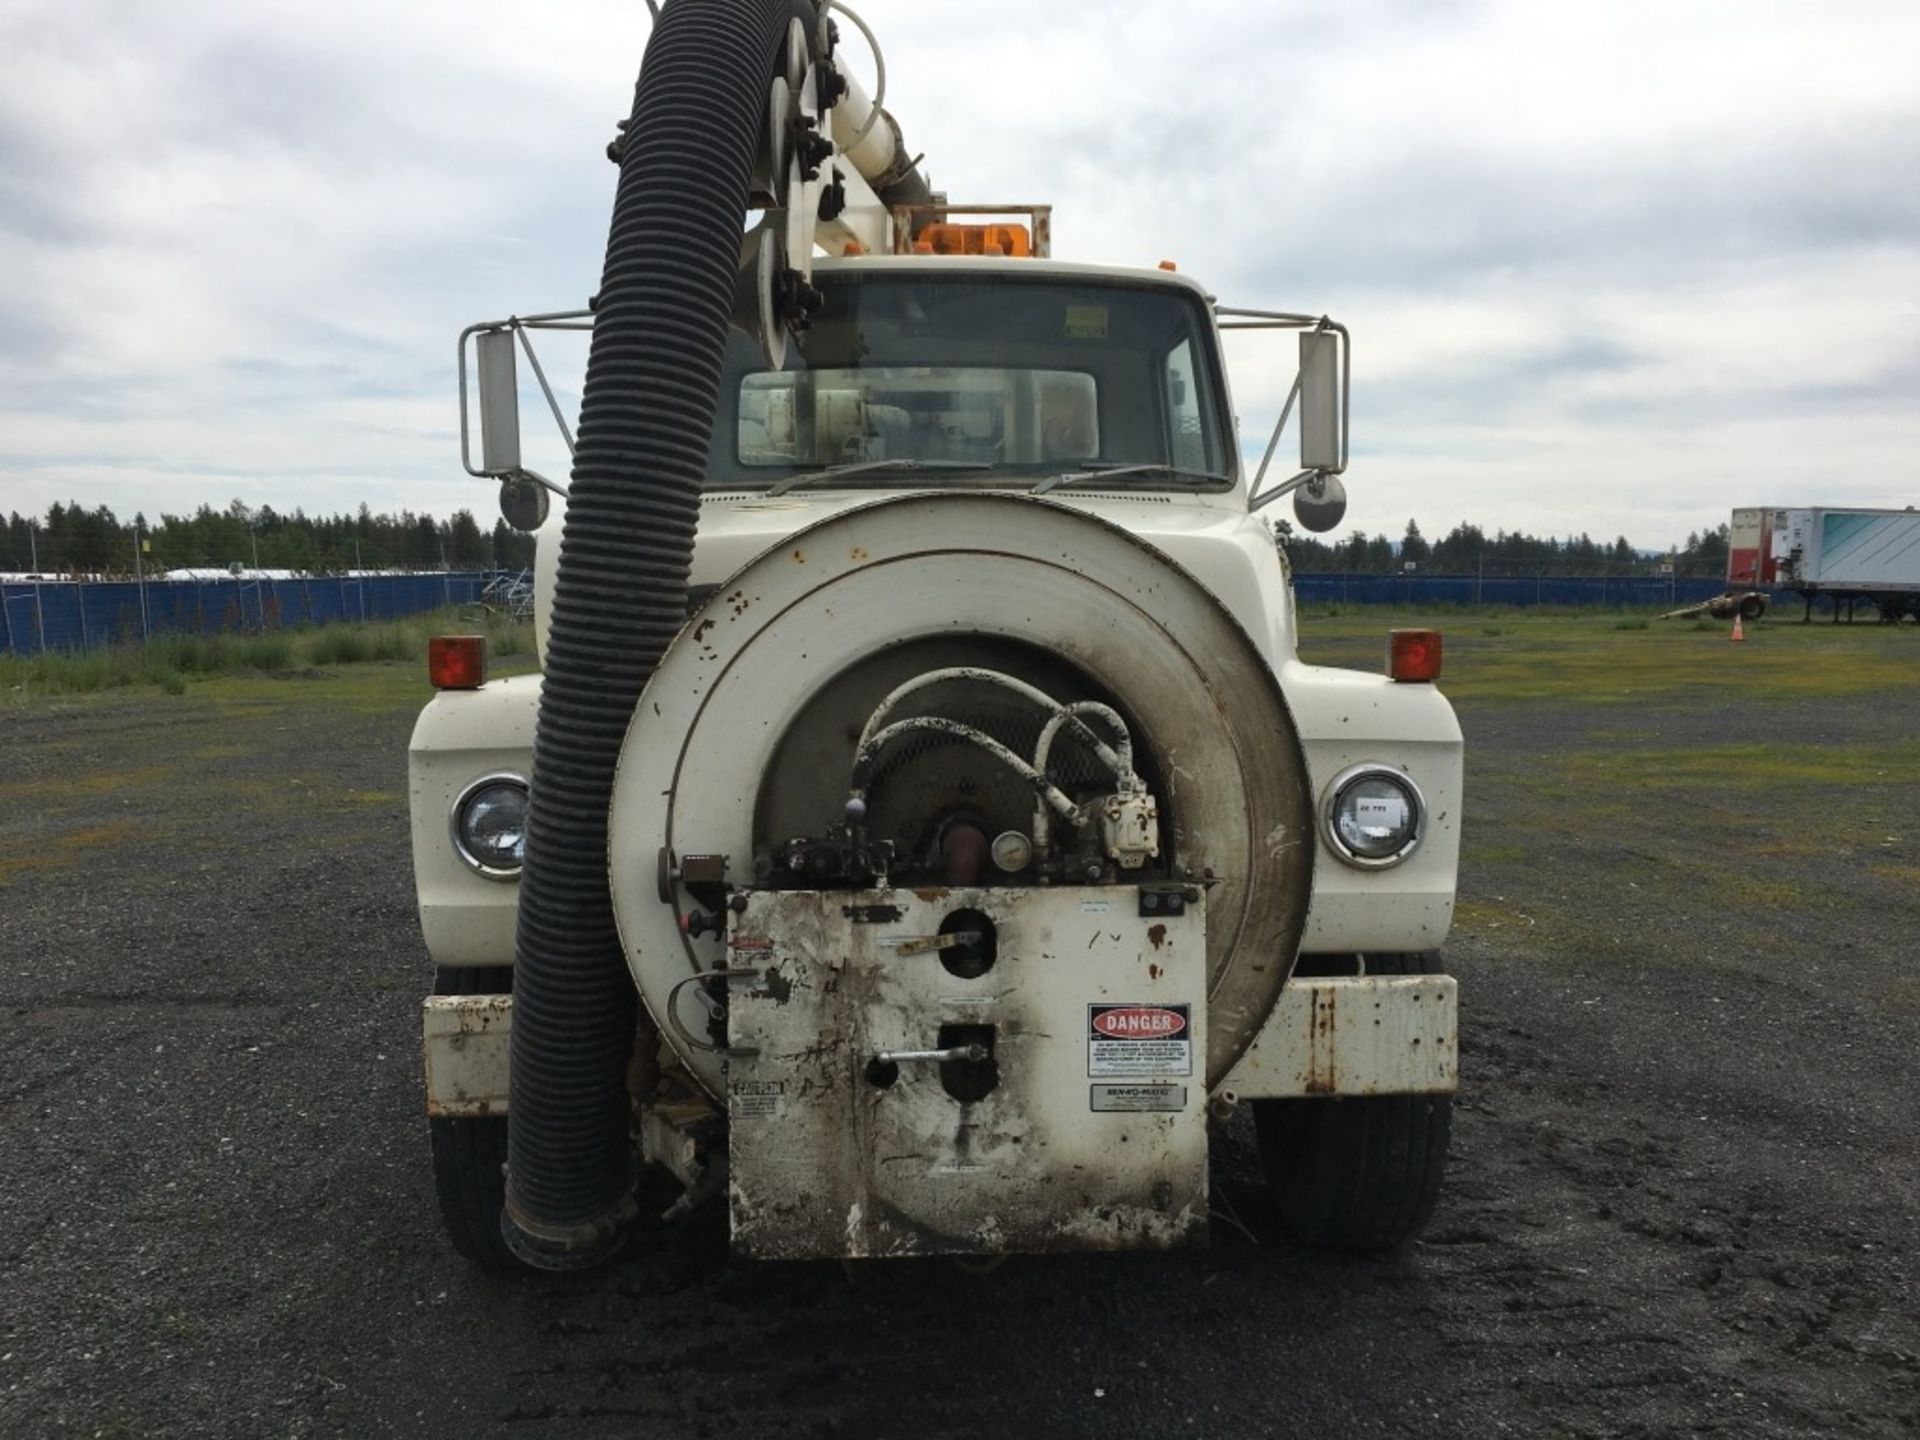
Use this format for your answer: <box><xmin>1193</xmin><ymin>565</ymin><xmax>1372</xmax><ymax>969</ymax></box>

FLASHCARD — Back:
<box><xmin>2</xmin><ymin>645</ymin><xmax>1916</xmax><ymax>1439</ymax></box>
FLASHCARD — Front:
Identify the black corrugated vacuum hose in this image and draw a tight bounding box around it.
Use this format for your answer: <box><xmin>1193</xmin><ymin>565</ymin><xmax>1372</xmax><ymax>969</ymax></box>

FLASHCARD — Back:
<box><xmin>503</xmin><ymin>0</ymin><xmax>803</xmax><ymax>1270</ymax></box>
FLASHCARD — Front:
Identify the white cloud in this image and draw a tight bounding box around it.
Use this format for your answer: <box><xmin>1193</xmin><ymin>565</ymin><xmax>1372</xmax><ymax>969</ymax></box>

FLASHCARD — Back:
<box><xmin>2</xmin><ymin>0</ymin><xmax>1917</xmax><ymax>549</ymax></box>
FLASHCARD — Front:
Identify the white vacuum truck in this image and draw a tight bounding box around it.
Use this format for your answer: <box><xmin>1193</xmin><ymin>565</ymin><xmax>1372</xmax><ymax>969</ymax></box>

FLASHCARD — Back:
<box><xmin>410</xmin><ymin>0</ymin><xmax>1462</xmax><ymax>1270</ymax></box>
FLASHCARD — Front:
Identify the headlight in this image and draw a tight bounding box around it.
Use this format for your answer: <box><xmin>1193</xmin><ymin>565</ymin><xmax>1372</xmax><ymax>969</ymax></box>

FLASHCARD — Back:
<box><xmin>1321</xmin><ymin>764</ymin><xmax>1423</xmax><ymax>869</ymax></box>
<box><xmin>451</xmin><ymin>773</ymin><xmax>529</xmax><ymax>880</ymax></box>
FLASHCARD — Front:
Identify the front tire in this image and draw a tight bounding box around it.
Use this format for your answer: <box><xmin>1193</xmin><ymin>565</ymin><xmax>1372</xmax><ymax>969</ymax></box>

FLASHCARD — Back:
<box><xmin>1253</xmin><ymin>953</ymin><xmax>1453</xmax><ymax>1252</ymax></box>
<box><xmin>428</xmin><ymin>966</ymin><xmax>519</xmax><ymax>1269</ymax></box>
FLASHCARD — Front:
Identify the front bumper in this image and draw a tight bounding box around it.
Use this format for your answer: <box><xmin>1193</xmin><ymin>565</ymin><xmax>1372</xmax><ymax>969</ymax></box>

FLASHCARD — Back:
<box><xmin>421</xmin><ymin>976</ymin><xmax>1457</xmax><ymax>1143</ymax></box>
<box><xmin>1218</xmin><ymin>973</ymin><xmax>1457</xmax><ymax>1100</ymax></box>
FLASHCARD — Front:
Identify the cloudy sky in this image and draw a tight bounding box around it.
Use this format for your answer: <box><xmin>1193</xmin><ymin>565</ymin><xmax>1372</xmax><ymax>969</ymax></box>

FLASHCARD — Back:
<box><xmin>4</xmin><ymin>0</ymin><xmax>1916</xmax><ymax>548</ymax></box>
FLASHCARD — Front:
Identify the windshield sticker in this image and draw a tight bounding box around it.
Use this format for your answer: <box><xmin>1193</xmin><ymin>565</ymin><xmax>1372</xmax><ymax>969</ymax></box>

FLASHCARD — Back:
<box><xmin>1065</xmin><ymin>304</ymin><xmax>1109</xmax><ymax>340</ymax></box>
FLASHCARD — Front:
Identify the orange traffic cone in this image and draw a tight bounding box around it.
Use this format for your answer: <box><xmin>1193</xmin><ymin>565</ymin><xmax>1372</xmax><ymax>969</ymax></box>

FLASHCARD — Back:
<box><xmin>1730</xmin><ymin>614</ymin><xmax>1746</xmax><ymax>643</ymax></box>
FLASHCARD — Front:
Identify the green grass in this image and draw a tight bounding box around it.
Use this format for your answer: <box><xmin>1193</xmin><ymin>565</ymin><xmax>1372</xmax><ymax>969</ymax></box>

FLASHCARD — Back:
<box><xmin>0</xmin><ymin>819</ymin><xmax>150</xmax><ymax>885</ymax></box>
<box><xmin>1295</xmin><ymin>608</ymin><xmax>1919</xmax><ymax>706</ymax></box>
<box><xmin>1298</xmin><ymin>606</ymin><xmax>1920</xmax><ymax>979</ymax></box>
<box><xmin>0</xmin><ymin>609</ymin><xmax>535</xmax><ymax>697</ymax></box>
<box><xmin>1555</xmin><ymin>739</ymin><xmax>1920</xmax><ymax>791</ymax></box>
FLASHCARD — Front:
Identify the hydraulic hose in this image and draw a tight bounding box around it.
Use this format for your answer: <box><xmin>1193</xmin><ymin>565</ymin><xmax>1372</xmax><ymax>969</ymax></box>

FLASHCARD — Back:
<box><xmin>503</xmin><ymin>0</ymin><xmax>804</xmax><ymax>1270</ymax></box>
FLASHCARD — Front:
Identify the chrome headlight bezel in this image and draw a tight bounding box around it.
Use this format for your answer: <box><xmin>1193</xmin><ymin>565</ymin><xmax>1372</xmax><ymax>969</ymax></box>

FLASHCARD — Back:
<box><xmin>1319</xmin><ymin>763</ymin><xmax>1424</xmax><ymax>870</ymax></box>
<box><xmin>450</xmin><ymin>772</ymin><xmax>529</xmax><ymax>881</ymax></box>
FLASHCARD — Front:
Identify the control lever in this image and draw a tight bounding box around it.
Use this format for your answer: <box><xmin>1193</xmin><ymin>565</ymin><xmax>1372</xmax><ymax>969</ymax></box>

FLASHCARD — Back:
<box><xmin>877</xmin><ymin>931</ymin><xmax>981</xmax><ymax>957</ymax></box>
<box><xmin>871</xmin><ymin>1044</ymin><xmax>991</xmax><ymax>1065</ymax></box>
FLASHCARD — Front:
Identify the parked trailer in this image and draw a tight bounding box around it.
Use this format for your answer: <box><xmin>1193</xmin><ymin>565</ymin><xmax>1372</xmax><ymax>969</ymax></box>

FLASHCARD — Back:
<box><xmin>1752</xmin><ymin>507</ymin><xmax>1920</xmax><ymax>623</ymax></box>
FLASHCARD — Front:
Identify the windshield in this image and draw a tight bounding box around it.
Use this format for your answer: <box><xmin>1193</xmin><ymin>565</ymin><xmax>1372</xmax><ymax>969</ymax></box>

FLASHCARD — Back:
<box><xmin>708</xmin><ymin>272</ymin><xmax>1231</xmax><ymax>491</ymax></box>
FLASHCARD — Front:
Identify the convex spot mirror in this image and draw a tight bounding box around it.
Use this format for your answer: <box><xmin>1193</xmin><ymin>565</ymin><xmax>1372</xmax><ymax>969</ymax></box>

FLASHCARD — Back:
<box><xmin>498</xmin><ymin>474</ymin><xmax>549</xmax><ymax>533</ymax></box>
<box><xmin>1293</xmin><ymin>474</ymin><xmax>1347</xmax><ymax>533</ymax></box>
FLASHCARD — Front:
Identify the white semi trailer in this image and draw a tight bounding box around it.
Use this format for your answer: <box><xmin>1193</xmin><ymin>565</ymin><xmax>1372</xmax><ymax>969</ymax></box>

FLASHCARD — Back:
<box><xmin>1771</xmin><ymin>508</ymin><xmax>1920</xmax><ymax>622</ymax></box>
<box><xmin>409</xmin><ymin>0</ymin><xmax>1463</xmax><ymax>1270</ymax></box>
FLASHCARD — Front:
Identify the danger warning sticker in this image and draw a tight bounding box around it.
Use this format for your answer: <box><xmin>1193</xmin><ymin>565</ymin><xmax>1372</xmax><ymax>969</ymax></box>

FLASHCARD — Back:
<box><xmin>1088</xmin><ymin>1003</ymin><xmax>1192</xmax><ymax>1078</ymax></box>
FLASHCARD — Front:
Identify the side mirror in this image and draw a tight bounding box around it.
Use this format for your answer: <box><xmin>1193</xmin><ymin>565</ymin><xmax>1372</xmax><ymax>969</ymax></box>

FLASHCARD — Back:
<box><xmin>475</xmin><ymin>329</ymin><xmax>522</xmax><ymax>476</ymax></box>
<box><xmin>1293</xmin><ymin>474</ymin><xmax>1347</xmax><ymax>533</ymax></box>
<box><xmin>1299</xmin><ymin>329</ymin><xmax>1341</xmax><ymax>472</ymax></box>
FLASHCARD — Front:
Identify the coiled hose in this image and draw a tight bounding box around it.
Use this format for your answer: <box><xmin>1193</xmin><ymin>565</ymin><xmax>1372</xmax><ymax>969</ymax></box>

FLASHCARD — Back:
<box><xmin>504</xmin><ymin>0</ymin><xmax>803</xmax><ymax>1270</ymax></box>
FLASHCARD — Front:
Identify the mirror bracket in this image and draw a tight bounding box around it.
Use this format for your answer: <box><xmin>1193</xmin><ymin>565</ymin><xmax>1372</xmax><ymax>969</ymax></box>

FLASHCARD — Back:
<box><xmin>1249</xmin><ymin>468</ymin><xmax>1325</xmax><ymax>515</ymax></box>
<box><xmin>457</xmin><ymin>311</ymin><xmax>592</xmax><ymax>483</ymax></box>
<box><xmin>1216</xmin><ymin>308</ymin><xmax>1350</xmax><ymax>515</ymax></box>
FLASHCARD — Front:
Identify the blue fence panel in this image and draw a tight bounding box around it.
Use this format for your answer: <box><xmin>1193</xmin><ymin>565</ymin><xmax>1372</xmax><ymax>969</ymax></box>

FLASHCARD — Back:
<box><xmin>1</xmin><ymin>568</ymin><xmax>1783</xmax><ymax>655</ymax></box>
<box><xmin>1</xmin><ymin>572</ymin><xmax>495</xmax><ymax>656</ymax></box>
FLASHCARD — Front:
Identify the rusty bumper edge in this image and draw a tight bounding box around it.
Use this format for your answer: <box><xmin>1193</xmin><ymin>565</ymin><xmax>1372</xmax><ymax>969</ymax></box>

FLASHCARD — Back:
<box><xmin>1220</xmin><ymin>974</ymin><xmax>1458</xmax><ymax>1101</ymax></box>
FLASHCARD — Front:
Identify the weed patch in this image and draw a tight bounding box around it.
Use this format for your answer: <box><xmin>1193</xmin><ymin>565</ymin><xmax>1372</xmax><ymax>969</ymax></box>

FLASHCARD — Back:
<box><xmin>0</xmin><ymin>820</ymin><xmax>149</xmax><ymax>885</ymax></box>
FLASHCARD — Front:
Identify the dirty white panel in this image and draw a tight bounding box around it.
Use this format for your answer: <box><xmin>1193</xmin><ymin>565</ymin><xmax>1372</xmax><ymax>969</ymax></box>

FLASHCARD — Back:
<box><xmin>421</xmin><ymin>994</ymin><xmax>512</xmax><ymax>1118</ymax></box>
<box><xmin>1220</xmin><ymin>975</ymin><xmax>1457</xmax><ymax>1099</ymax></box>
<box><xmin>725</xmin><ymin>887</ymin><xmax>1209</xmax><ymax>1260</ymax></box>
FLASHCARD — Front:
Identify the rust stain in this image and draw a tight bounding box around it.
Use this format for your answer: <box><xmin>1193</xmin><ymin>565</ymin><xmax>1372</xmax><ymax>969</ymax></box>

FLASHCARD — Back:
<box><xmin>791</xmin><ymin>548</ymin><xmax>807</xmax><ymax>564</ymax></box>
<box><xmin>1146</xmin><ymin>923</ymin><xmax>1167</xmax><ymax>950</ymax></box>
<box><xmin>1304</xmin><ymin>989</ymin><xmax>1338</xmax><ymax>1095</ymax></box>
<box><xmin>1148</xmin><ymin>963</ymin><xmax>1161</xmax><ymax>981</ymax></box>
<box><xmin>850</xmin><ymin>545</ymin><xmax>869</xmax><ymax>561</ymax></box>
<box><xmin>913</xmin><ymin>886</ymin><xmax>950</xmax><ymax>902</ymax></box>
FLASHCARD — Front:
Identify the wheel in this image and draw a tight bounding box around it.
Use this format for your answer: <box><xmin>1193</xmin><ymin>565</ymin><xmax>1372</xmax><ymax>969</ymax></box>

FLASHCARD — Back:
<box><xmin>428</xmin><ymin>966</ymin><xmax>519</xmax><ymax>1269</ymax></box>
<box><xmin>1253</xmin><ymin>953</ymin><xmax>1453</xmax><ymax>1252</ymax></box>
<box><xmin>1738</xmin><ymin>594</ymin><xmax>1765</xmax><ymax>621</ymax></box>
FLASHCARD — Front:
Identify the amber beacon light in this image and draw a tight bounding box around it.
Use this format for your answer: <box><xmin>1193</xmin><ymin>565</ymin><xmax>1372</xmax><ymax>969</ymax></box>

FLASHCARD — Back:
<box><xmin>1387</xmin><ymin>629</ymin><xmax>1443</xmax><ymax>683</ymax></box>
<box><xmin>429</xmin><ymin>635</ymin><xmax>488</xmax><ymax>690</ymax></box>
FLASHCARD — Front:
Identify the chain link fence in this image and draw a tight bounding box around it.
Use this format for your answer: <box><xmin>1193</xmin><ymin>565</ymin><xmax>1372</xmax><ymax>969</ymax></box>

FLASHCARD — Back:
<box><xmin>0</xmin><ymin>571</ymin><xmax>507</xmax><ymax>656</ymax></box>
<box><xmin>1292</xmin><ymin>572</ymin><xmax>1748</xmax><ymax>609</ymax></box>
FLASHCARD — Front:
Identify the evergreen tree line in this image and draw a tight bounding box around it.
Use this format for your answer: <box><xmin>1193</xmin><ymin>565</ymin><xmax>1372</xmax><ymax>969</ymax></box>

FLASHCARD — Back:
<box><xmin>4</xmin><ymin>498</ymin><xmax>1733</xmax><ymax>581</ymax></box>
<box><xmin>2</xmin><ymin>501</ymin><xmax>537</xmax><ymax>577</ymax></box>
<box><xmin>1276</xmin><ymin>517</ymin><xmax>1733</xmax><ymax>578</ymax></box>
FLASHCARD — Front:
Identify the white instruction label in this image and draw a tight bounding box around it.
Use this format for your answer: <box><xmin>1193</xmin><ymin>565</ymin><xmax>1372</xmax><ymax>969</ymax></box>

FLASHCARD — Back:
<box><xmin>1091</xmin><ymin>1083</ymin><xmax>1187</xmax><ymax>1113</ymax></box>
<box><xmin>731</xmin><ymin>1080</ymin><xmax>783</xmax><ymax>1118</ymax></box>
<box><xmin>1087</xmin><ymin>1003</ymin><xmax>1192</xmax><ymax>1078</ymax></box>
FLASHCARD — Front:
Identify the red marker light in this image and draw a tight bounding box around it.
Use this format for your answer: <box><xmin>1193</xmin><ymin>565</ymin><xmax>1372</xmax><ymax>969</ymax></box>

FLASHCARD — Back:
<box><xmin>428</xmin><ymin>635</ymin><xmax>487</xmax><ymax>690</ymax></box>
<box><xmin>1388</xmin><ymin>629</ymin><xmax>1442</xmax><ymax>683</ymax></box>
